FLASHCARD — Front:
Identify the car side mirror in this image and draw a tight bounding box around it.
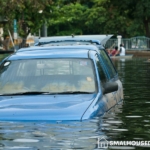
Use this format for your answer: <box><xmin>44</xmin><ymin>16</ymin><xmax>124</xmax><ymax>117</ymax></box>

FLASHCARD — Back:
<box><xmin>103</xmin><ymin>82</ymin><xmax>118</xmax><ymax>94</ymax></box>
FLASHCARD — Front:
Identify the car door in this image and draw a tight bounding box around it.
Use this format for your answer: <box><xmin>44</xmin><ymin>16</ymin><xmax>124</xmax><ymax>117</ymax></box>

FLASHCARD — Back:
<box><xmin>98</xmin><ymin>49</ymin><xmax>124</xmax><ymax>102</ymax></box>
<box><xmin>95</xmin><ymin>54</ymin><xmax>117</xmax><ymax>110</ymax></box>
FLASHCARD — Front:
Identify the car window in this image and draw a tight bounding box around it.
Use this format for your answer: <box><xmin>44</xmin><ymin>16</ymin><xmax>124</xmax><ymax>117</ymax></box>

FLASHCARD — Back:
<box><xmin>99</xmin><ymin>49</ymin><xmax>117</xmax><ymax>79</ymax></box>
<box><xmin>0</xmin><ymin>58</ymin><xmax>97</xmax><ymax>94</ymax></box>
<box><xmin>95</xmin><ymin>54</ymin><xmax>108</xmax><ymax>84</ymax></box>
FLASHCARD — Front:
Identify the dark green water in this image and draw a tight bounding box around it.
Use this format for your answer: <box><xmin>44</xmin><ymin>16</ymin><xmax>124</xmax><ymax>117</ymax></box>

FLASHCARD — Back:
<box><xmin>0</xmin><ymin>55</ymin><xmax>150</xmax><ymax>150</ymax></box>
<box><xmin>105</xmin><ymin>58</ymin><xmax>150</xmax><ymax>149</ymax></box>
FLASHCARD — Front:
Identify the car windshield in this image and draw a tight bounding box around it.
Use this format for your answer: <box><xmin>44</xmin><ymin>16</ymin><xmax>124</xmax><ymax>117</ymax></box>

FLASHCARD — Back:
<box><xmin>0</xmin><ymin>58</ymin><xmax>97</xmax><ymax>94</ymax></box>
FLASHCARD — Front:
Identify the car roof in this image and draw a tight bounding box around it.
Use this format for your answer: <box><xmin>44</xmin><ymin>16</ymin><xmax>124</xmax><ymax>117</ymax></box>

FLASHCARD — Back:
<box><xmin>37</xmin><ymin>39</ymin><xmax>101</xmax><ymax>46</ymax></box>
<box><xmin>18</xmin><ymin>44</ymin><xmax>101</xmax><ymax>52</ymax></box>
<box><xmin>8</xmin><ymin>45</ymin><xmax>99</xmax><ymax>60</ymax></box>
<box><xmin>35</xmin><ymin>34</ymin><xmax>113</xmax><ymax>46</ymax></box>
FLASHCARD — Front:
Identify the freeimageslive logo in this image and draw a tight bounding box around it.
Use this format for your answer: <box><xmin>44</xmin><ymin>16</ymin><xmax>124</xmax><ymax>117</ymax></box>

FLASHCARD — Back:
<box><xmin>97</xmin><ymin>137</ymin><xmax>108</xmax><ymax>149</ymax></box>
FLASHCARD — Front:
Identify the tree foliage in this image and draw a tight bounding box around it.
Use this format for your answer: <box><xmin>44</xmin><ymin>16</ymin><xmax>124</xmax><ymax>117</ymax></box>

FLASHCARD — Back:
<box><xmin>47</xmin><ymin>2</ymin><xmax>87</xmax><ymax>35</ymax></box>
<box><xmin>0</xmin><ymin>0</ymin><xmax>150</xmax><ymax>38</ymax></box>
<box><xmin>0</xmin><ymin>0</ymin><xmax>53</xmax><ymax>37</ymax></box>
<box><xmin>105</xmin><ymin>0</ymin><xmax>150</xmax><ymax>37</ymax></box>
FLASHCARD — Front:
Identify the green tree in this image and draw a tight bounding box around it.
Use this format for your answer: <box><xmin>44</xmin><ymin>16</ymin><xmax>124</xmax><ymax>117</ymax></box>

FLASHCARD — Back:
<box><xmin>107</xmin><ymin>0</ymin><xmax>150</xmax><ymax>37</ymax></box>
<box><xmin>47</xmin><ymin>1</ymin><xmax>88</xmax><ymax>35</ymax></box>
<box><xmin>1</xmin><ymin>0</ymin><xmax>149</xmax><ymax>39</ymax></box>
<box><xmin>0</xmin><ymin>0</ymin><xmax>53</xmax><ymax>38</ymax></box>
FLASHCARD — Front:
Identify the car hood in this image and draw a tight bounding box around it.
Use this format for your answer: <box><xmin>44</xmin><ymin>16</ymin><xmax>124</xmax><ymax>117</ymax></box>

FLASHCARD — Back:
<box><xmin>0</xmin><ymin>94</ymin><xmax>96</xmax><ymax>121</ymax></box>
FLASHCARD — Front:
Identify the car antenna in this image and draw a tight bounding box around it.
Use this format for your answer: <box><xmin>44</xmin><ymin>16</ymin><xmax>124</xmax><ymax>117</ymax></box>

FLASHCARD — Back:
<box><xmin>71</xmin><ymin>34</ymin><xmax>74</xmax><ymax>38</ymax></box>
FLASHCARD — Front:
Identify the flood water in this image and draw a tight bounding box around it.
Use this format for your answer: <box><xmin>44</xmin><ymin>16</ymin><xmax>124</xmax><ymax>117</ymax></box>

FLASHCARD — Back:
<box><xmin>0</xmin><ymin>55</ymin><xmax>150</xmax><ymax>150</ymax></box>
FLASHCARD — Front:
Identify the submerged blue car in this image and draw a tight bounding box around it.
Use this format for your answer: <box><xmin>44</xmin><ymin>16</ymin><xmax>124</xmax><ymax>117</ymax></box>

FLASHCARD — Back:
<box><xmin>34</xmin><ymin>34</ymin><xmax>112</xmax><ymax>47</ymax></box>
<box><xmin>0</xmin><ymin>45</ymin><xmax>123</xmax><ymax>121</ymax></box>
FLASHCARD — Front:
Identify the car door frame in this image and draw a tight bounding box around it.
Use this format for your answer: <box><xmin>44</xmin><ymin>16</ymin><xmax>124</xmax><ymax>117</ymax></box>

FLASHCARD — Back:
<box><xmin>99</xmin><ymin>49</ymin><xmax>124</xmax><ymax>102</ymax></box>
<box><xmin>94</xmin><ymin>52</ymin><xmax>118</xmax><ymax>110</ymax></box>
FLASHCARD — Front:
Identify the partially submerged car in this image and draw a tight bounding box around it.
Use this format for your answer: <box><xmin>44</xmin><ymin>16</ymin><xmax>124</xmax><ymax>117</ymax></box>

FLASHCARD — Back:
<box><xmin>0</xmin><ymin>45</ymin><xmax>123</xmax><ymax>121</ymax></box>
<box><xmin>34</xmin><ymin>34</ymin><xmax>113</xmax><ymax>47</ymax></box>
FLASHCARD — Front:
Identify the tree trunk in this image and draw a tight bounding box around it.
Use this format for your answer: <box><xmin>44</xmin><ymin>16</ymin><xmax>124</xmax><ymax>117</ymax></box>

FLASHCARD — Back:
<box><xmin>0</xmin><ymin>37</ymin><xmax>10</xmax><ymax>50</ymax></box>
<box><xmin>19</xmin><ymin>38</ymin><xmax>28</xmax><ymax>49</ymax></box>
<box><xmin>143</xmin><ymin>18</ymin><xmax>150</xmax><ymax>49</ymax></box>
<box><xmin>143</xmin><ymin>18</ymin><xmax>150</xmax><ymax>37</ymax></box>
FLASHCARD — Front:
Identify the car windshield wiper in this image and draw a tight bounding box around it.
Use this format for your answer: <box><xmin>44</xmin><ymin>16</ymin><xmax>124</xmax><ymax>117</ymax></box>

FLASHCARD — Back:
<box><xmin>53</xmin><ymin>91</ymin><xmax>94</xmax><ymax>94</ymax></box>
<box><xmin>0</xmin><ymin>91</ymin><xmax>94</xmax><ymax>96</ymax></box>
<box><xmin>0</xmin><ymin>91</ymin><xmax>52</xmax><ymax>96</ymax></box>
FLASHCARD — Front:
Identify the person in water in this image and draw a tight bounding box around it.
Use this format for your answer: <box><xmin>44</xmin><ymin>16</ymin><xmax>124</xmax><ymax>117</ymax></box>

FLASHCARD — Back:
<box><xmin>119</xmin><ymin>43</ymin><xmax>126</xmax><ymax>56</ymax></box>
<box><xmin>111</xmin><ymin>44</ymin><xmax>126</xmax><ymax>56</ymax></box>
<box><xmin>109</xmin><ymin>46</ymin><xmax>119</xmax><ymax>56</ymax></box>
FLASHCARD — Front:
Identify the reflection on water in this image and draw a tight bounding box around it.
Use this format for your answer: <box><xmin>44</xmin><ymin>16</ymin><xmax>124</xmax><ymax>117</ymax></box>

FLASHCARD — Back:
<box><xmin>0</xmin><ymin>55</ymin><xmax>150</xmax><ymax>149</ymax></box>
